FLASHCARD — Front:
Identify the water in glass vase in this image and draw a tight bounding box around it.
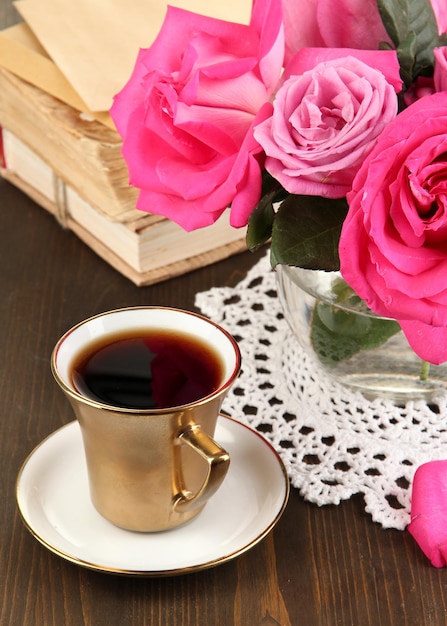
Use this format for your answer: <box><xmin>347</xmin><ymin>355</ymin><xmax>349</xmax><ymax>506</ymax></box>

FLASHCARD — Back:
<box><xmin>276</xmin><ymin>265</ymin><xmax>447</xmax><ymax>403</ymax></box>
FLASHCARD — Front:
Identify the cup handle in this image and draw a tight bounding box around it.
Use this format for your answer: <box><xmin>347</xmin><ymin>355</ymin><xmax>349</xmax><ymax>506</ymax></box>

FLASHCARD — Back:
<box><xmin>174</xmin><ymin>424</ymin><xmax>230</xmax><ymax>512</ymax></box>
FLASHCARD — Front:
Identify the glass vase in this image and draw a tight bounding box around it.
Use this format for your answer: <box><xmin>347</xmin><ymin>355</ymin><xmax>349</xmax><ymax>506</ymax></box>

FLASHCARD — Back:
<box><xmin>276</xmin><ymin>265</ymin><xmax>447</xmax><ymax>403</ymax></box>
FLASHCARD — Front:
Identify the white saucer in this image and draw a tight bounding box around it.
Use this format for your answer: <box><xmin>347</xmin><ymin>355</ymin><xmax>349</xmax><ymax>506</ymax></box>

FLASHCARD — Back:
<box><xmin>16</xmin><ymin>416</ymin><xmax>289</xmax><ymax>575</ymax></box>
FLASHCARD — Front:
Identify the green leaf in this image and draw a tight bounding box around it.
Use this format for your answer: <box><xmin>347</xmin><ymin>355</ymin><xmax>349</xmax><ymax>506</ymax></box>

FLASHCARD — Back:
<box><xmin>398</xmin><ymin>32</ymin><xmax>419</xmax><ymax>87</ymax></box>
<box><xmin>377</xmin><ymin>0</ymin><xmax>445</xmax><ymax>85</ymax></box>
<box><xmin>377</xmin><ymin>0</ymin><xmax>404</xmax><ymax>46</ymax></box>
<box><xmin>311</xmin><ymin>302</ymin><xmax>401</xmax><ymax>365</ymax></box>
<box><xmin>246</xmin><ymin>197</ymin><xmax>276</xmax><ymax>251</ymax></box>
<box><xmin>245</xmin><ymin>172</ymin><xmax>287</xmax><ymax>252</ymax></box>
<box><xmin>269</xmin><ymin>195</ymin><xmax>348</xmax><ymax>271</ymax></box>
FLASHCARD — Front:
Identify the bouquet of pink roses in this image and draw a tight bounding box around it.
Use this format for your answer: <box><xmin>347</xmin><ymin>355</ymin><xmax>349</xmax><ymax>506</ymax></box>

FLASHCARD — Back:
<box><xmin>111</xmin><ymin>0</ymin><xmax>447</xmax><ymax>365</ymax></box>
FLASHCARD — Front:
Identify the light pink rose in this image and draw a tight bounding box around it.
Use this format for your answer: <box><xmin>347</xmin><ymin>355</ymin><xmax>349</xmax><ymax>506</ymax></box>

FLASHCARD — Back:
<box><xmin>339</xmin><ymin>91</ymin><xmax>447</xmax><ymax>365</ymax></box>
<box><xmin>110</xmin><ymin>0</ymin><xmax>284</xmax><ymax>231</ymax></box>
<box><xmin>282</xmin><ymin>0</ymin><xmax>392</xmax><ymax>65</ymax></box>
<box><xmin>253</xmin><ymin>49</ymin><xmax>401</xmax><ymax>198</ymax></box>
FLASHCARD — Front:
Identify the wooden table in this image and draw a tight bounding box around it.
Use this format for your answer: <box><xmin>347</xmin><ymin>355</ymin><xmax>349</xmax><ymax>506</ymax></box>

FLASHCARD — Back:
<box><xmin>2</xmin><ymin>3</ymin><xmax>447</xmax><ymax>625</ymax></box>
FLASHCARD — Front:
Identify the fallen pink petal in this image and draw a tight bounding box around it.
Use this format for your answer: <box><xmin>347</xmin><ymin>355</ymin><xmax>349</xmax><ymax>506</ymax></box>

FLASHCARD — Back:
<box><xmin>408</xmin><ymin>460</ymin><xmax>447</xmax><ymax>567</ymax></box>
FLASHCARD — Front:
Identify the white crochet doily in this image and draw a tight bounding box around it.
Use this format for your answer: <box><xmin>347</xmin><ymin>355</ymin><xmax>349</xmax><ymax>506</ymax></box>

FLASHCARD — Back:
<box><xmin>195</xmin><ymin>252</ymin><xmax>447</xmax><ymax>530</ymax></box>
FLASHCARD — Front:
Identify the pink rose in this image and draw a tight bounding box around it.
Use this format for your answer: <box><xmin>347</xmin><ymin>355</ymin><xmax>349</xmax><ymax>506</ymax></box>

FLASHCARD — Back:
<box><xmin>431</xmin><ymin>0</ymin><xmax>447</xmax><ymax>35</ymax></box>
<box><xmin>434</xmin><ymin>47</ymin><xmax>447</xmax><ymax>92</ymax></box>
<box><xmin>282</xmin><ymin>0</ymin><xmax>446</xmax><ymax>67</ymax></box>
<box><xmin>282</xmin><ymin>0</ymin><xmax>392</xmax><ymax>65</ymax></box>
<box><xmin>253</xmin><ymin>49</ymin><xmax>401</xmax><ymax>198</ymax></box>
<box><xmin>110</xmin><ymin>0</ymin><xmax>284</xmax><ymax>231</ymax></box>
<box><xmin>339</xmin><ymin>91</ymin><xmax>447</xmax><ymax>365</ymax></box>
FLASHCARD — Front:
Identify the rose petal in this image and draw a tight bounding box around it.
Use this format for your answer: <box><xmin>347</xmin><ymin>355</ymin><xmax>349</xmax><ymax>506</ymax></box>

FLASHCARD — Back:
<box><xmin>430</xmin><ymin>0</ymin><xmax>447</xmax><ymax>35</ymax></box>
<box><xmin>434</xmin><ymin>47</ymin><xmax>447</xmax><ymax>92</ymax></box>
<box><xmin>399</xmin><ymin>321</ymin><xmax>447</xmax><ymax>365</ymax></box>
<box><xmin>408</xmin><ymin>460</ymin><xmax>447</xmax><ymax>567</ymax></box>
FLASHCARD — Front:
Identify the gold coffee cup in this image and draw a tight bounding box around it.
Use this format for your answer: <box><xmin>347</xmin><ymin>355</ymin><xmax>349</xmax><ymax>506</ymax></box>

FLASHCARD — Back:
<box><xmin>51</xmin><ymin>307</ymin><xmax>241</xmax><ymax>532</ymax></box>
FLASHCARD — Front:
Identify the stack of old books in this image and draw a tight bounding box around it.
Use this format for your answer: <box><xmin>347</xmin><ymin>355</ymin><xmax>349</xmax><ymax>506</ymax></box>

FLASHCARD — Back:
<box><xmin>0</xmin><ymin>0</ymin><xmax>251</xmax><ymax>285</ymax></box>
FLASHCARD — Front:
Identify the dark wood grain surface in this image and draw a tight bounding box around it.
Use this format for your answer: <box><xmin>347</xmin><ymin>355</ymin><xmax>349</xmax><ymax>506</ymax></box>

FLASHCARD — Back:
<box><xmin>1</xmin><ymin>2</ymin><xmax>447</xmax><ymax>625</ymax></box>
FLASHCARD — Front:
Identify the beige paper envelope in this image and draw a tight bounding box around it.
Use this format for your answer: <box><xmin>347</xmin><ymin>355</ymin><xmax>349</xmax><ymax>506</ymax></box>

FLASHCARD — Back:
<box><xmin>0</xmin><ymin>23</ymin><xmax>114</xmax><ymax>127</ymax></box>
<box><xmin>1</xmin><ymin>21</ymin><xmax>47</xmax><ymax>55</ymax></box>
<box><xmin>14</xmin><ymin>0</ymin><xmax>251</xmax><ymax>113</ymax></box>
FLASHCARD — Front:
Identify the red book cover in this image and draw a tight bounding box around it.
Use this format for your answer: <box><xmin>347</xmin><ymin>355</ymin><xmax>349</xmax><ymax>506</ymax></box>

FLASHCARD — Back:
<box><xmin>0</xmin><ymin>126</ymin><xmax>6</xmax><ymax>169</ymax></box>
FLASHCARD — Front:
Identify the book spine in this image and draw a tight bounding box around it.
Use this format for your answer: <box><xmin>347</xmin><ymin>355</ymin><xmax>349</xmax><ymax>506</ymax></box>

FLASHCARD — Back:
<box><xmin>0</xmin><ymin>126</ymin><xmax>6</xmax><ymax>169</ymax></box>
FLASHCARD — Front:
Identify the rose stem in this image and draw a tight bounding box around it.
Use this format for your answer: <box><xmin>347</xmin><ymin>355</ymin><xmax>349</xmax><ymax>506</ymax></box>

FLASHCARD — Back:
<box><xmin>419</xmin><ymin>360</ymin><xmax>430</xmax><ymax>382</ymax></box>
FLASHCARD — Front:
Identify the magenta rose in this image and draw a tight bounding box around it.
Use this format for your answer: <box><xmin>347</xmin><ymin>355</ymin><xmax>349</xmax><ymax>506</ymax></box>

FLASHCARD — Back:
<box><xmin>339</xmin><ymin>91</ymin><xmax>447</xmax><ymax>365</ymax></box>
<box><xmin>253</xmin><ymin>49</ymin><xmax>401</xmax><ymax>198</ymax></box>
<box><xmin>110</xmin><ymin>0</ymin><xmax>284</xmax><ymax>230</ymax></box>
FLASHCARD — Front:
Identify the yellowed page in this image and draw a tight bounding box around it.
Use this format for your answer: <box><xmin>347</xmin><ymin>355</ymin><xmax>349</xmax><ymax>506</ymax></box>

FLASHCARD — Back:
<box><xmin>14</xmin><ymin>0</ymin><xmax>251</xmax><ymax>112</ymax></box>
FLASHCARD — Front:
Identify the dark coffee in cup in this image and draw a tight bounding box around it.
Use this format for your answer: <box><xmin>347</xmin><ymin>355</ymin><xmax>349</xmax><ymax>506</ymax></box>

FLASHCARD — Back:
<box><xmin>71</xmin><ymin>328</ymin><xmax>224</xmax><ymax>410</ymax></box>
